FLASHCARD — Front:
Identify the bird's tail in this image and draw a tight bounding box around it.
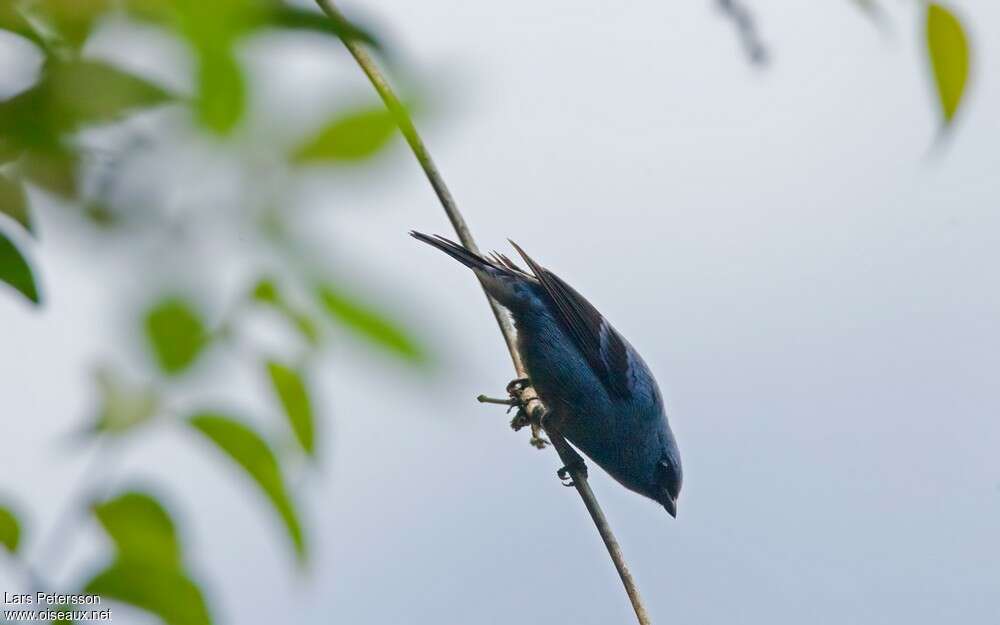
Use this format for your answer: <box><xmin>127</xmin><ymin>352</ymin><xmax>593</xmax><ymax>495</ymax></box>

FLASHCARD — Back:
<box><xmin>409</xmin><ymin>231</ymin><xmax>490</xmax><ymax>270</ymax></box>
<box><xmin>410</xmin><ymin>231</ymin><xmax>534</xmax><ymax>308</ymax></box>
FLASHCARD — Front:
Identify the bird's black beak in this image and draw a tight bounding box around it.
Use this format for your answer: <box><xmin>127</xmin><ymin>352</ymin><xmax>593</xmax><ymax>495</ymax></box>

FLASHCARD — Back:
<box><xmin>662</xmin><ymin>496</ymin><xmax>677</xmax><ymax>518</ymax></box>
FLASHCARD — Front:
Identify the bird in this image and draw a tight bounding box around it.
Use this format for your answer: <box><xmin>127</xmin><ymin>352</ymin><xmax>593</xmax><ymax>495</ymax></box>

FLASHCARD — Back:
<box><xmin>411</xmin><ymin>231</ymin><xmax>683</xmax><ymax>517</ymax></box>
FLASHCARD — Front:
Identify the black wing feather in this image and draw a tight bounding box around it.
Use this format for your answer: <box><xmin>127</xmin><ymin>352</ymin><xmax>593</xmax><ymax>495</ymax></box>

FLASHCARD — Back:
<box><xmin>508</xmin><ymin>241</ymin><xmax>632</xmax><ymax>399</ymax></box>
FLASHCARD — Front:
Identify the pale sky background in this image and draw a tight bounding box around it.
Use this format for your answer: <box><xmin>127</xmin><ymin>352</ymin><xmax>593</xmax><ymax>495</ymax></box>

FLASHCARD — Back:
<box><xmin>1</xmin><ymin>1</ymin><xmax>999</xmax><ymax>624</ymax></box>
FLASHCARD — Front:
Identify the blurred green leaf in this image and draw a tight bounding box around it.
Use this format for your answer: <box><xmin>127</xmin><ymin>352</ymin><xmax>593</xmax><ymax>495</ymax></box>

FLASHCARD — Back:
<box><xmin>38</xmin><ymin>0</ymin><xmax>112</xmax><ymax>49</ymax></box>
<box><xmin>0</xmin><ymin>2</ymin><xmax>47</xmax><ymax>48</ymax></box>
<box><xmin>266</xmin><ymin>361</ymin><xmax>315</xmax><ymax>456</ymax></box>
<box><xmin>93</xmin><ymin>491</ymin><xmax>180</xmax><ymax>570</ymax></box>
<box><xmin>251</xmin><ymin>278</ymin><xmax>280</xmax><ymax>304</ymax></box>
<box><xmin>19</xmin><ymin>147</ymin><xmax>78</xmax><ymax>197</ymax></box>
<box><xmin>84</xmin><ymin>202</ymin><xmax>118</xmax><ymax>229</ymax></box>
<box><xmin>293</xmin><ymin>108</ymin><xmax>397</xmax><ymax>163</ymax></box>
<box><xmin>144</xmin><ymin>298</ymin><xmax>208</xmax><ymax>375</ymax></box>
<box><xmin>287</xmin><ymin>309</ymin><xmax>321</xmax><ymax>346</ymax></box>
<box><xmin>0</xmin><ymin>60</ymin><xmax>167</xmax><ymax>201</ymax></box>
<box><xmin>316</xmin><ymin>283</ymin><xmax>423</xmax><ymax>361</ymax></box>
<box><xmin>926</xmin><ymin>3</ymin><xmax>970</xmax><ymax>124</ymax></box>
<box><xmin>188</xmin><ymin>413</ymin><xmax>305</xmax><ymax>561</ymax></box>
<box><xmin>122</xmin><ymin>0</ymin><xmax>174</xmax><ymax>24</ymax></box>
<box><xmin>49</xmin><ymin>604</ymin><xmax>74</xmax><ymax>625</ymax></box>
<box><xmin>92</xmin><ymin>368</ymin><xmax>159</xmax><ymax>434</ymax></box>
<box><xmin>47</xmin><ymin>59</ymin><xmax>173</xmax><ymax>124</ymax></box>
<box><xmin>0</xmin><ymin>88</ymin><xmax>63</xmax><ymax>160</ymax></box>
<box><xmin>267</xmin><ymin>5</ymin><xmax>380</xmax><ymax>49</ymax></box>
<box><xmin>0</xmin><ymin>173</ymin><xmax>32</xmax><ymax>234</ymax></box>
<box><xmin>0</xmin><ymin>60</ymin><xmax>172</xmax><ymax>147</ymax></box>
<box><xmin>193</xmin><ymin>42</ymin><xmax>245</xmax><ymax>135</ymax></box>
<box><xmin>84</xmin><ymin>563</ymin><xmax>211</xmax><ymax>625</ymax></box>
<box><xmin>0</xmin><ymin>228</ymin><xmax>39</xmax><ymax>304</ymax></box>
<box><xmin>0</xmin><ymin>505</ymin><xmax>20</xmax><ymax>553</ymax></box>
<box><xmin>251</xmin><ymin>278</ymin><xmax>321</xmax><ymax>346</ymax></box>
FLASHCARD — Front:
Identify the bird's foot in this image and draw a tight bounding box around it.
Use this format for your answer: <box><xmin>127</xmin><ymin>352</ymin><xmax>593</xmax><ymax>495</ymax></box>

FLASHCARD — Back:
<box><xmin>557</xmin><ymin>456</ymin><xmax>588</xmax><ymax>487</ymax></box>
<box><xmin>478</xmin><ymin>378</ymin><xmax>549</xmax><ymax>449</ymax></box>
<box><xmin>506</xmin><ymin>377</ymin><xmax>531</xmax><ymax>396</ymax></box>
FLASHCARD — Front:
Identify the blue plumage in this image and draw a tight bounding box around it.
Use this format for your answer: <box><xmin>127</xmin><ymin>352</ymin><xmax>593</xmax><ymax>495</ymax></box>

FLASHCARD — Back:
<box><xmin>411</xmin><ymin>232</ymin><xmax>682</xmax><ymax>517</ymax></box>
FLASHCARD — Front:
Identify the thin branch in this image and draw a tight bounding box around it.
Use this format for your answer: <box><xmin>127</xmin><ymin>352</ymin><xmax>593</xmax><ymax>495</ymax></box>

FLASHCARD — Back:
<box><xmin>717</xmin><ymin>0</ymin><xmax>768</xmax><ymax>65</ymax></box>
<box><xmin>314</xmin><ymin>2</ymin><xmax>652</xmax><ymax>623</ymax></box>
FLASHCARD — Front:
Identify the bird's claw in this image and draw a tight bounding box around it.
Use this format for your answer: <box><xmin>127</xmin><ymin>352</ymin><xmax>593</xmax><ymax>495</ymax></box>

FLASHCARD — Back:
<box><xmin>509</xmin><ymin>408</ymin><xmax>531</xmax><ymax>432</ymax></box>
<box><xmin>506</xmin><ymin>377</ymin><xmax>531</xmax><ymax>396</ymax></box>
<box><xmin>481</xmin><ymin>378</ymin><xmax>548</xmax><ymax>449</ymax></box>
<box><xmin>557</xmin><ymin>457</ymin><xmax>588</xmax><ymax>487</ymax></box>
<box><xmin>529</xmin><ymin>423</ymin><xmax>549</xmax><ymax>448</ymax></box>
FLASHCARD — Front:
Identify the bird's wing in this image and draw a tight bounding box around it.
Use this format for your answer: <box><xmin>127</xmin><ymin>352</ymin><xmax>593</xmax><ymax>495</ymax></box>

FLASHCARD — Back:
<box><xmin>508</xmin><ymin>241</ymin><xmax>633</xmax><ymax>399</ymax></box>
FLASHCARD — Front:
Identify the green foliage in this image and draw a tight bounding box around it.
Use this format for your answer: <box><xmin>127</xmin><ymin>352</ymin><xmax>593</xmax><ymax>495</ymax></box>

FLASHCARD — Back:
<box><xmin>294</xmin><ymin>108</ymin><xmax>398</xmax><ymax>163</ymax></box>
<box><xmin>84</xmin><ymin>563</ymin><xmax>212</xmax><ymax>625</ymax></box>
<box><xmin>193</xmin><ymin>42</ymin><xmax>246</xmax><ymax>135</ymax></box>
<box><xmin>144</xmin><ymin>298</ymin><xmax>208</xmax><ymax>375</ymax></box>
<box><xmin>46</xmin><ymin>60</ymin><xmax>173</xmax><ymax>125</ymax></box>
<box><xmin>93</xmin><ymin>492</ymin><xmax>179</xmax><ymax>570</ymax></box>
<box><xmin>252</xmin><ymin>278</ymin><xmax>280</xmax><ymax>304</ymax></box>
<box><xmin>91</xmin><ymin>368</ymin><xmax>159</xmax><ymax>434</ymax></box>
<box><xmin>86</xmin><ymin>490</ymin><xmax>212</xmax><ymax>624</ymax></box>
<box><xmin>0</xmin><ymin>228</ymin><xmax>39</xmax><ymax>304</ymax></box>
<box><xmin>19</xmin><ymin>148</ymin><xmax>78</xmax><ymax>197</ymax></box>
<box><xmin>46</xmin><ymin>0</ymin><xmax>110</xmax><ymax>48</ymax></box>
<box><xmin>0</xmin><ymin>174</ymin><xmax>31</xmax><ymax>234</ymax></box>
<box><xmin>0</xmin><ymin>2</ymin><xmax>46</xmax><ymax>48</ymax></box>
<box><xmin>252</xmin><ymin>278</ymin><xmax>321</xmax><ymax>346</ymax></box>
<box><xmin>0</xmin><ymin>505</ymin><xmax>20</xmax><ymax>553</ymax></box>
<box><xmin>267</xmin><ymin>361</ymin><xmax>315</xmax><ymax>456</ymax></box>
<box><xmin>0</xmin><ymin>59</ymin><xmax>172</xmax><ymax>151</ymax></box>
<box><xmin>926</xmin><ymin>3</ymin><xmax>970</xmax><ymax>125</ymax></box>
<box><xmin>188</xmin><ymin>413</ymin><xmax>306</xmax><ymax>561</ymax></box>
<box><xmin>316</xmin><ymin>283</ymin><xmax>423</xmax><ymax>362</ymax></box>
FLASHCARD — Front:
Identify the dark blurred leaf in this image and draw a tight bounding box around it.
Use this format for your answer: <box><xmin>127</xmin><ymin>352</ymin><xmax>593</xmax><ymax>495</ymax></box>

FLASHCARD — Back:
<box><xmin>266</xmin><ymin>5</ymin><xmax>380</xmax><ymax>49</ymax></box>
<box><xmin>850</xmin><ymin>0</ymin><xmax>886</xmax><ymax>28</ymax></box>
<box><xmin>19</xmin><ymin>147</ymin><xmax>78</xmax><ymax>197</ymax></box>
<box><xmin>0</xmin><ymin>88</ymin><xmax>63</xmax><ymax>155</ymax></box>
<box><xmin>188</xmin><ymin>413</ymin><xmax>305</xmax><ymax>561</ymax></box>
<box><xmin>266</xmin><ymin>361</ymin><xmax>315</xmax><ymax>456</ymax></box>
<box><xmin>926</xmin><ymin>3</ymin><xmax>970</xmax><ymax>124</ymax></box>
<box><xmin>0</xmin><ymin>136</ymin><xmax>24</xmax><ymax>164</ymax></box>
<box><xmin>293</xmin><ymin>108</ymin><xmax>397</xmax><ymax>163</ymax></box>
<box><xmin>0</xmin><ymin>504</ymin><xmax>20</xmax><ymax>553</ymax></box>
<box><xmin>84</xmin><ymin>563</ymin><xmax>211</xmax><ymax>625</ymax></box>
<box><xmin>0</xmin><ymin>228</ymin><xmax>39</xmax><ymax>304</ymax></box>
<box><xmin>193</xmin><ymin>42</ymin><xmax>245</xmax><ymax>135</ymax></box>
<box><xmin>144</xmin><ymin>298</ymin><xmax>208</xmax><ymax>375</ymax></box>
<box><xmin>0</xmin><ymin>173</ymin><xmax>32</xmax><ymax>234</ymax></box>
<box><xmin>316</xmin><ymin>283</ymin><xmax>423</xmax><ymax>361</ymax></box>
<box><xmin>92</xmin><ymin>367</ymin><xmax>159</xmax><ymax>434</ymax></box>
<box><xmin>93</xmin><ymin>491</ymin><xmax>179</xmax><ymax>569</ymax></box>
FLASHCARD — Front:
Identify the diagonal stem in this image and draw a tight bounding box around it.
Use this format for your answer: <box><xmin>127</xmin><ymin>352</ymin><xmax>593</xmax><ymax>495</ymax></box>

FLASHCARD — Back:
<box><xmin>314</xmin><ymin>2</ymin><xmax>652</xmax><ymax>623</ymax></box>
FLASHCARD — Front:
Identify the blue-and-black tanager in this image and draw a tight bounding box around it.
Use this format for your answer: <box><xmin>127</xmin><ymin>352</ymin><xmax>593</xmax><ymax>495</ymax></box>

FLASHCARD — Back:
<box><xmin>411</xmin><ymin>232</ymin><xmax>683</xmax><ymax>517</ymax></box>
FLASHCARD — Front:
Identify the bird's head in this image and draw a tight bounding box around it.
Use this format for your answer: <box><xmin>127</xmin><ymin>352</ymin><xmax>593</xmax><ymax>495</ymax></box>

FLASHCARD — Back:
<box><xmin>655</xmin><ymin>456</ymin><xmax>683</xmax><ymax>518</ymax></box>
